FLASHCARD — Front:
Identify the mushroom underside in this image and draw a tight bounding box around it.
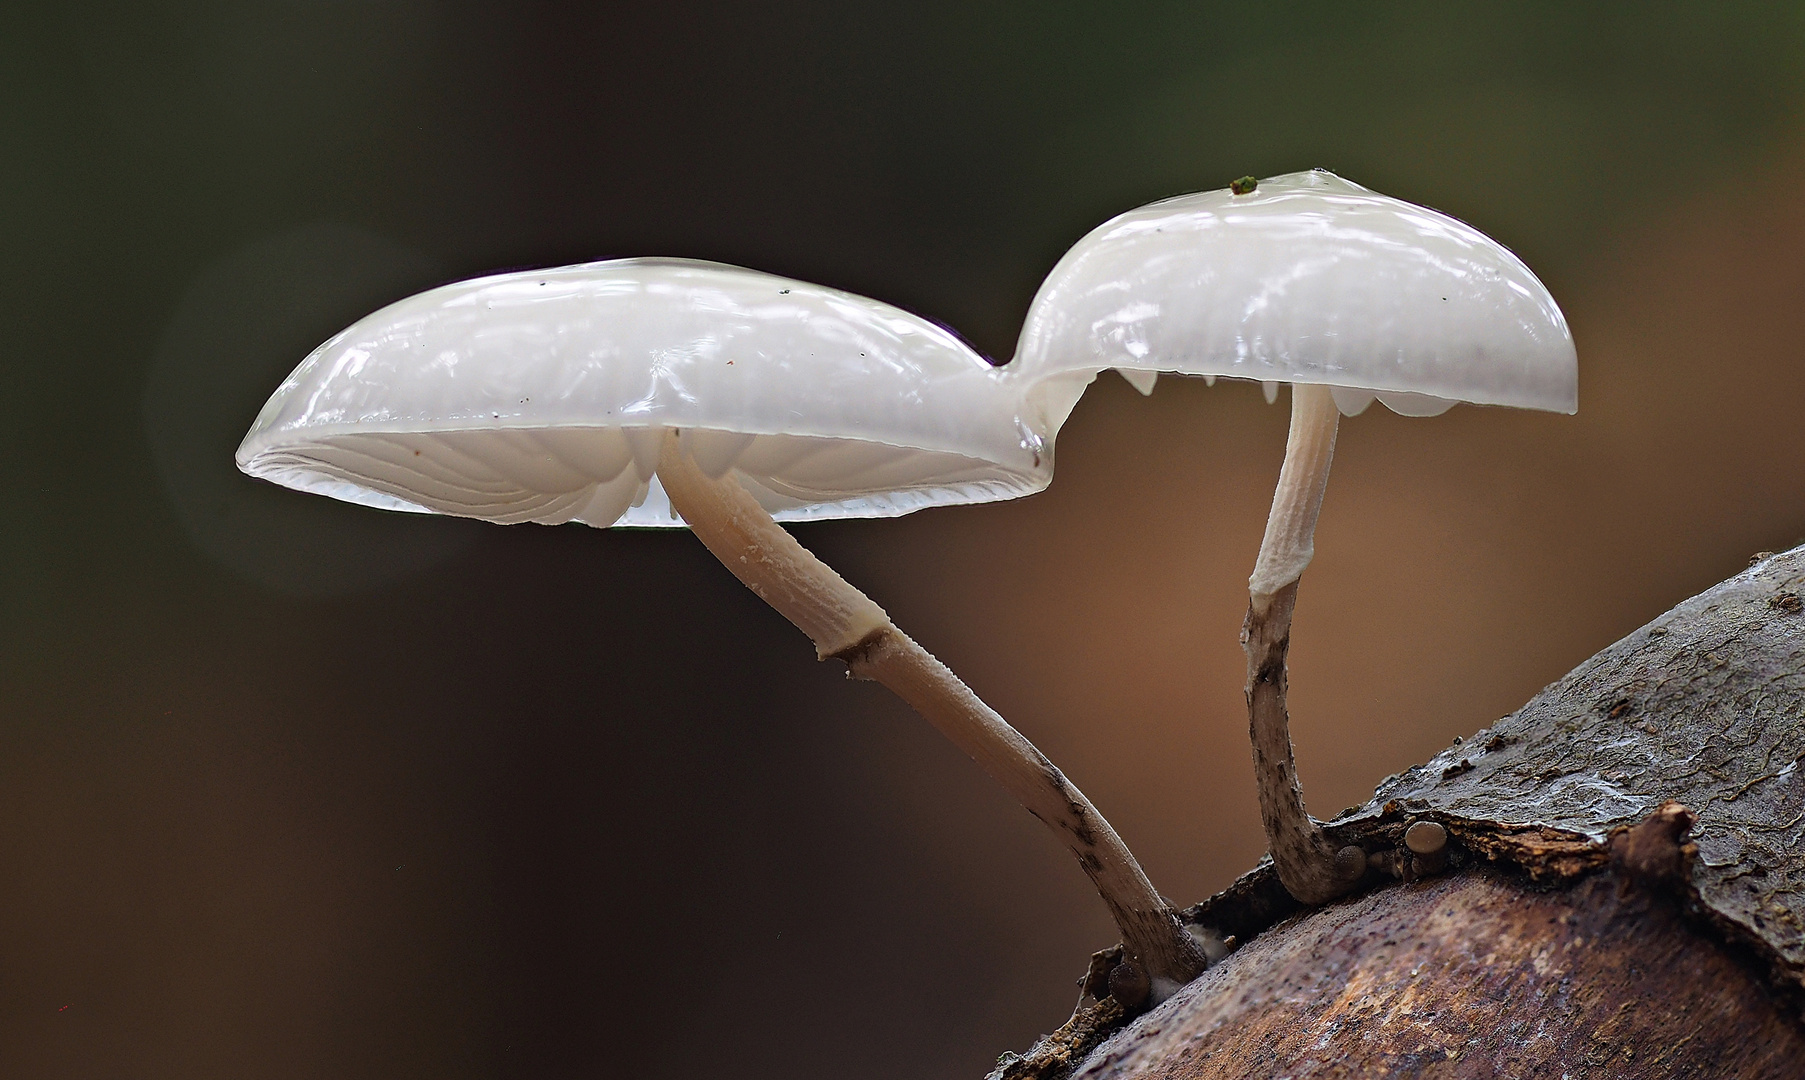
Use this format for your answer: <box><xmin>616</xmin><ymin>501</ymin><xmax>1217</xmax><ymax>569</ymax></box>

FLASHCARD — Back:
<box><xmin>240</xmin><ymin>427</ymin><xmax>1040</xmax><ymax>527</ymax></box>
<box><xmin>1111</xmin><ymin>370</ymin><xmax>1456</xmax><ymax>417</ymax></box>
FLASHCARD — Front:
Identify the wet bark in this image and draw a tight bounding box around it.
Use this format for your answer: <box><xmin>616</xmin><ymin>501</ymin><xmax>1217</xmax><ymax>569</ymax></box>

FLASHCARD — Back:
<box><xmin>992</xmin><ymin>545</ymin><xmax>1805</xmax><ymax>1079</ymax></box>
<box><xmin>1074</xmin><ymin>859</ymin><xmax>1805</xmax><ymax>1078</ymax></box>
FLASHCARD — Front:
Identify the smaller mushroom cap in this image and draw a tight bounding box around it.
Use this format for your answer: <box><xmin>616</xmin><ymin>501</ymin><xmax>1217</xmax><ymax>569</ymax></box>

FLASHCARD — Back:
<box><xmin>1009</xmin><ymin>170</ymin><xmax>1576</xmax><ymax>421</ymax></box>
<box><xmin>236</xmin><ymin>258</ymin><xmax>1049</xmax><ymax>527</ymax></box>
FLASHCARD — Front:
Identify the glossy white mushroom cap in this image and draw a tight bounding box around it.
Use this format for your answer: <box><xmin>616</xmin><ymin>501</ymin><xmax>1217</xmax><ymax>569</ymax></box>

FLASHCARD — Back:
<box><xmin>1009</xmin><ymin>170</ymin><xmax>1577</xmax><ymax>420</ymax></box>
<box><xmin>236</xmin><ymin>258</ymin><xmax>1049</xmax><ymax>527</ymax></box>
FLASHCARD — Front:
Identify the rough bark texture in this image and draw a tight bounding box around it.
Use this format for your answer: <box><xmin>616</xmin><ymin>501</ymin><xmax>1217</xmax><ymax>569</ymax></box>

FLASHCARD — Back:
<box><xmin>1073</xmin><ymin>865</ymin><xmax>1805</xmax><ymax>1079</ymax></box>
<box><xmin>991</xmin><ymin>545</ymin><xmax>1805</xmax><ymax>1079</ymax></box>
<box><xmin>1355</xmin><ymin>544</ymin><xmax>1805</xmax><ymax>995</ymax></box>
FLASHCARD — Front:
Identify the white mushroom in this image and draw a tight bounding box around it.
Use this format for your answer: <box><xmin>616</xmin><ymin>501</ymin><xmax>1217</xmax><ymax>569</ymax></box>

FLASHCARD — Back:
<box><xmin>238</xmin><ymin>256</ymin><xmax>1207</xmax><ymax>991</ymax></box>
<box><xmin>1011</xmin><ymin>171</ymin><xmax>1577</xmax><ymax>903</ymax></box>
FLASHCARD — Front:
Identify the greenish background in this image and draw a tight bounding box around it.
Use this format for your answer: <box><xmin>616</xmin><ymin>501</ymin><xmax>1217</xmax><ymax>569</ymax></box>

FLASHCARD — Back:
<box><xmin>5</xmin><ymin>4</ymin><xmax>1805</xmax><ymax>1078</ymax></box>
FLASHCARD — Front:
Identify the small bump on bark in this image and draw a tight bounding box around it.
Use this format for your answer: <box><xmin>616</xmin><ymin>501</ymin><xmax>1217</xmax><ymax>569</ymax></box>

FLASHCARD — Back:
<box><xmin>1609</xmin><ymin>799</ymin><xmax>1698</xmax><ymax>895</ymax></box>
<box><xmin>1106</xmin><ymin>959</ymin><xmax>1151</xmax><ymax>1010</ymax></box>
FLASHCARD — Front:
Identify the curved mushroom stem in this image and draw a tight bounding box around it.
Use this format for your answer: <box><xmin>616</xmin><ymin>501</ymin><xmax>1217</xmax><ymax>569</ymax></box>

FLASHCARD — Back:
<box><xmin>656</xmin><ymin>432</ymin><xmax>1208</xmax><ymax>995</ymax></box>
<box><xmin>1244</xmin><ymin>384</ymin><xmax>1365</xmax><ymax>904</ymax></box>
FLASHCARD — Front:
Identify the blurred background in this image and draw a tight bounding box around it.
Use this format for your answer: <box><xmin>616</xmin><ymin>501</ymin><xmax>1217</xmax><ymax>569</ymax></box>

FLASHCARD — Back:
<box><xmin>4</xmin><ymin>3</ymin><xmax>1805</xmax><ymax>1077</ymax></box>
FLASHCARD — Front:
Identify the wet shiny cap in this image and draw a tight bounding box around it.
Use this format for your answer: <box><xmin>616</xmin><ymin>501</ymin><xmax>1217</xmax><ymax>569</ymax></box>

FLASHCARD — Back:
<box><xmin>236</xmin><ymin>258</ymin><xmax>1050</xmax><ymax>527</ymax></box>
<box><xmin>1009</xmin><ymin>170</ymin><xmax>1577</xmax><ymax>419</ymax></box>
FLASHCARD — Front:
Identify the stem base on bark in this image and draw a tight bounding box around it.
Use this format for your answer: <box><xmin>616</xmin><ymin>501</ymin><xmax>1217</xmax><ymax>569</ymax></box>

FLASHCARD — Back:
<box><xmin>1243</xmin><ymin>582</ymin><xmax>1364</xmax><ymax>904</ymax></box>
<box><xmin>1069</xmin><ymin>860</ymin><xmax>1805</xmax><ymax>1079</ymax></box>
<box><xmin>654</xmin><ymin>433</ymin><xmax>1206</xmax><ymax>989</ymax></box>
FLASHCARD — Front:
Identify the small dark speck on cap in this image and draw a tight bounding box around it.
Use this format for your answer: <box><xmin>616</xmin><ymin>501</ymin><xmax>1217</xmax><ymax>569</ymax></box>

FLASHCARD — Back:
<box><xmin>779</xmin><ymin>288</ymin><xmax>790</xmax><ymax>294</ymax></box>
<box><xmin>1230</xmin><ymin>175</ymin><xmax>1258</xmax><ymax>195</ymax></box>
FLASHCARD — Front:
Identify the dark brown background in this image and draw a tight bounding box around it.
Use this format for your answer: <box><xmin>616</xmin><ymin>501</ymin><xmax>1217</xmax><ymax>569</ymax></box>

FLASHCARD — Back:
<box><xmin>3</xmin><ymin>4</ymin><xmax>1804</xmax><ymax>1078</ymax></box>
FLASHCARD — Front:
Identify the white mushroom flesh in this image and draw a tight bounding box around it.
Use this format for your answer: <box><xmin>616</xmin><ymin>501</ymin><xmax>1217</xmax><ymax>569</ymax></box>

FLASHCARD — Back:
<box><xmin>1008</xmin><ymin>169</ymin><xmax>1577</xmax><ymax>414</ymax></box>
<box><xmin>237</xmin><ymin>259</ymin><xmax>1052</xmax><ymax>527</ymax></box>
<box><xmin>1327</xmin><ymin>386</ymin><xmax>1376</xmax><ymax>417</ymax></box>
<box><xmin>1116</xmin><ymin>367</ymin><xmax>1158</xmax><ymax>395</ymax></box>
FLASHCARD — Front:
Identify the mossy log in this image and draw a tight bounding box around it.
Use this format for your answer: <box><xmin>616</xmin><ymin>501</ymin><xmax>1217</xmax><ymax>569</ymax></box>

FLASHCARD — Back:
<box><xmin>993</xmin><ymin>546</ymin><xmax>1805</xmax><ymax>1079</ymax></box>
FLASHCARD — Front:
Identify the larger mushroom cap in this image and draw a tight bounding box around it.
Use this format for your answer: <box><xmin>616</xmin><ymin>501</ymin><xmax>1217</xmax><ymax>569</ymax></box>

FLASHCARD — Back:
<box><xmin>237</xmin><ymin>258</ymin><xmax>1050</xmax><ymax>527</ymax></box>
<box><xmin>1009</xmin><ymin>170</ymin><xmax>1577</xmax><ymax>421</ymax></box>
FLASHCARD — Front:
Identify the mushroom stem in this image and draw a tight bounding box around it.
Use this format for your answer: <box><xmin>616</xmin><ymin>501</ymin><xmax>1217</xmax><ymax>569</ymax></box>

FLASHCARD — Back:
<box><xmin>656</xmin><ymin>432</ymin><xmax>1208</xmax><ymax>993</ymax></box>
<box><xmin>1248</xmin><ymin>383</ymin><xmax>1339</xmax><ymax>607</ymax></box>
<box><xmin>1243</xmin><ymin>384</ymin><xmax>1364</xmax><ymax>904</ymax></box>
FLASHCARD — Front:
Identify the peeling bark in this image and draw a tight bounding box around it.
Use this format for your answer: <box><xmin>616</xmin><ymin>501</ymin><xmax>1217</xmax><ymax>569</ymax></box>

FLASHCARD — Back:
<box><xmin>992</xmin><ymin>545</ymin><xmax>1805</xmax><ymax>1079</ymax></box>
<box><xmin>1074</xmin><ymin>865</ymin><xmax>1805</xmax><ymax>1079</ymax></box>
